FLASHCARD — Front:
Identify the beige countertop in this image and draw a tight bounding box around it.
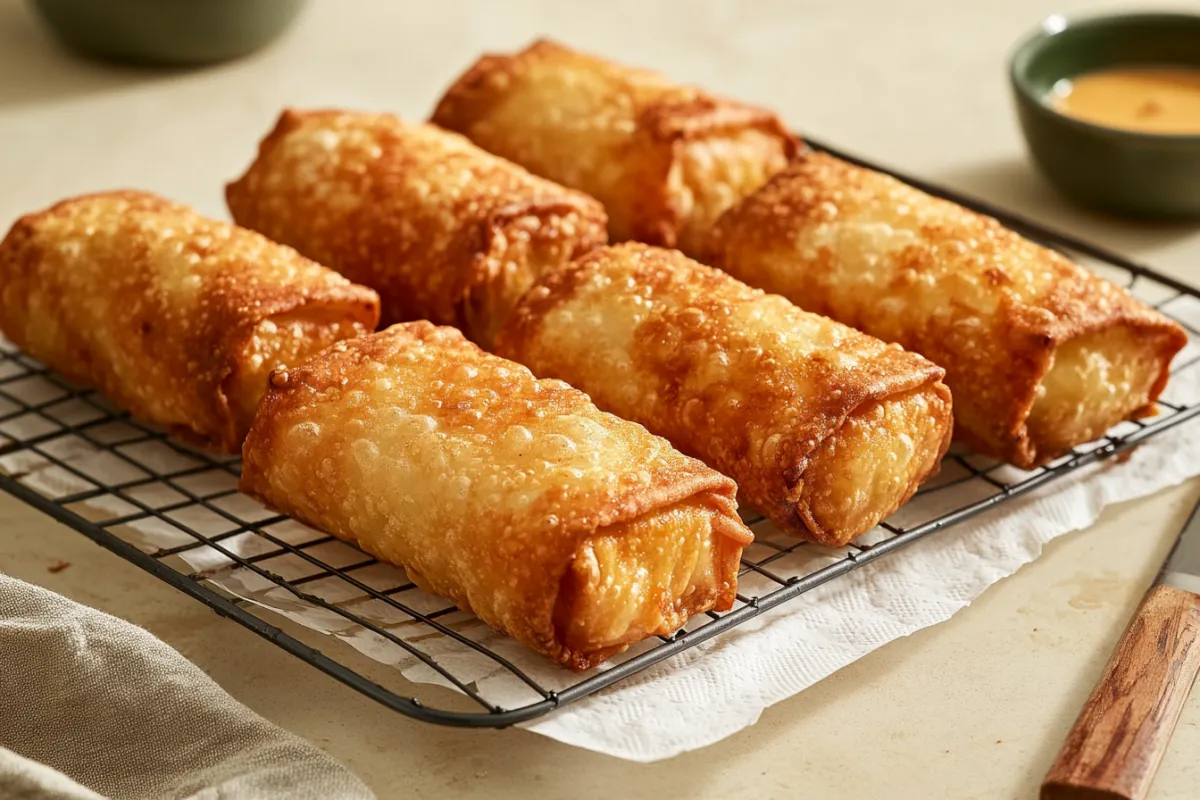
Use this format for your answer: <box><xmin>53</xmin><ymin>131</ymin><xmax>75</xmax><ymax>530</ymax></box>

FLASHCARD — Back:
<box><xmin>3</xmin><ymin>1</ymin><xmax>1200</xmax><ymax>797</ymax></box>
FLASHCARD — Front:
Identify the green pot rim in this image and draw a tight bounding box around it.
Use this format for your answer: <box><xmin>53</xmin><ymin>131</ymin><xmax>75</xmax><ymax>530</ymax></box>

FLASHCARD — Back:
<box><xmin>1009</xmin><ymin>11</ymin><xmax>1200</xmax><ymax>146</ymax></box>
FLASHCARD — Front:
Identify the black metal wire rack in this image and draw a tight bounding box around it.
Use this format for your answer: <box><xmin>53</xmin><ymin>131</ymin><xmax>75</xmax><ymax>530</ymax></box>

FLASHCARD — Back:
<box><xmin>3</xmin><ymin>142</ymin><xmax>1200</xmax><ymax>728</ymax></box>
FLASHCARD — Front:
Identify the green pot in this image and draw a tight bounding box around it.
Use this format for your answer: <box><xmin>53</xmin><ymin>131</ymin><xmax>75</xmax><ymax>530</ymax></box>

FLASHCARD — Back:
<box><xmin>1010</xmin><ymin>12</ymin><xmax>1200</xmax><ymax>218</ymax></box>
<box><xmin>30</xmin><ymin>0</ymin><xmax>308</xmax><ymax>66</ymax></box>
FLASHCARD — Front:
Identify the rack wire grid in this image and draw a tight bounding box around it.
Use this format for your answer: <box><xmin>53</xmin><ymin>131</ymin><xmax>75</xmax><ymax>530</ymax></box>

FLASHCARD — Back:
<box><xmin>3</xmin><ymin>141</ymin><xmax>1200</xmax><ymax>728</ymax></box>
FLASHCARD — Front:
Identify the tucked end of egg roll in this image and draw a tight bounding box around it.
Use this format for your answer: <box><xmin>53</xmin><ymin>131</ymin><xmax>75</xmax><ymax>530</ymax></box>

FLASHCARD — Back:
<box><xmin>0</xmin><ymin>191</ymin><xmax>380</xmax><ymax>452</ymax></box>
<box><xmin>226</xmin><ymin>109</ymin><xmax>608</xmax><ymax>348</ymax></box>
<box><xmin>1023</xmin><ymin>325</ymin><xmax>1176</xmax><ymax>460</ymax></box>
<box><xmin>431</xmin><ymin>39</ymin><xmax>800</xmax><ymax>255</ymax></box>
<box><xmin>229</xmin><ymin>312</ymin><xmax>374</xmax><ymax>435</ymax></box>
<box><xmin>707</xmin><ymin>152</ymin><xmax>1188</xmax><ymax>468</ymax></box>
<box><xmin>240</xmin><ymin>322</ymin><xmax>751</xmax><ymax>670</ymax></box>
<box><xmin>800</xmin><ymin>387</ymin><xmax>953</xmax><ymax>543</ymax></box>
<box><xmin>496</xmin><ymin>243</ymin><xmax>953</xmax><ymax>545</ymax></box>
<box><xmin>553</xmin><ymin>496</ymin><xmax>746</xmax><ymax>663</ymax></box>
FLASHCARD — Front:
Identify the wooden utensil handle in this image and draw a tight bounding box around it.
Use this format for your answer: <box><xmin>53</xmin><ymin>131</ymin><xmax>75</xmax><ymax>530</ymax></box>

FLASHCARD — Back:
<box><xmin>1041</xmin><ymin>584</ymin><xmax>1200</xmax><ymax>800</ymax></box>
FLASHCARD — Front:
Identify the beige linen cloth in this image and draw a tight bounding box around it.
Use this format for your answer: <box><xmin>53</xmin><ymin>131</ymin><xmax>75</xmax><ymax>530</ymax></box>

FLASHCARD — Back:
<box><xmin>0</xmin><ymin>573</ymin><xmax>374</xmax><ymax>800</ymax></box>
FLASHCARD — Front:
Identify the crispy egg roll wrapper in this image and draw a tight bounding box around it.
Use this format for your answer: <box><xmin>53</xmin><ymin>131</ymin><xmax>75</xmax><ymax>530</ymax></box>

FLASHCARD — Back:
<box><xmin>707</xmin><ymin>153</ymin><xmax>1188</xmax><ymax>468</ymax></box>
<box><xmin>431</xmin><ymin>39</ymin><xmax>799</xmax><ymax>255</ymax></box>
<box><xmin>226</xmin><ymin>109</ymin><xmax>608</xmax><ymax>348</ymax></box>
<box><xmin>0</xmin><ymin>191</ymin><xmax>380</xmax><ymax>452</ymax></box>
<box><xmin>239</xmin><ymin>322</ymin><xmax>752</xmax><ymax>670</ymax></box>
<box><xmin>496</xmin><ymin>244</ymin><xmax>953</xmax><ymax>546</ymax></box>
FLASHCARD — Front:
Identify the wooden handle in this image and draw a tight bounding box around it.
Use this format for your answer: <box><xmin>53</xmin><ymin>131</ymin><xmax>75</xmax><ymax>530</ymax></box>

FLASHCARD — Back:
<box><xmin>1042</xmin><ymin>584</ymin><xmax>1200</xmax><ymax>800</ymax></box>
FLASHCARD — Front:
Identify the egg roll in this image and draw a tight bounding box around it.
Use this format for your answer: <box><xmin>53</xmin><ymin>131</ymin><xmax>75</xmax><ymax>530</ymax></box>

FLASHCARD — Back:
<box><xmin>431</xmin><ymin>39</ymin><xmax>799</xmax><ymax>255</ymax></box>
<box><xmin>495</xmin><ymin>244</ymin><xmax>953</xmax><ymax>546</ymax></box>
<box><xmin>239</xmin><ymin>322</ymin><xmax>752</xmax><ymax>670</ymax></box>
<box><xmin>706</xmin><ymin>153</ymin><xmax>1189</xmax><ymax>468</ymax></box>
<box><xmin>226</xmin><ymin>109</ymin><xmax>608</xmax><ymax>348</ymax></box>
<box><xmin>0</xmin><ymin>191</ymin><xmax>380</xmax><ymax>452</ymax></box>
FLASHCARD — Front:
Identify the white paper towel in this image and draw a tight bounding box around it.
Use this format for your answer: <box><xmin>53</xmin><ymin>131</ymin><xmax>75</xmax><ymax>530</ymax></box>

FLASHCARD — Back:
<box><xmin>2</xmin><ymin>322</ymin><xmax>1199</xmax><ymax>763</ymax></box>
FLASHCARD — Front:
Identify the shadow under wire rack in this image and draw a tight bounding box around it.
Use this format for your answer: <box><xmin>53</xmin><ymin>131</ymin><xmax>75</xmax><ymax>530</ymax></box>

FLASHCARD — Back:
<box><xmin>3</xmin><ymin>140</ymin><xmax>1200</xmax><ymax>727</ymax></box>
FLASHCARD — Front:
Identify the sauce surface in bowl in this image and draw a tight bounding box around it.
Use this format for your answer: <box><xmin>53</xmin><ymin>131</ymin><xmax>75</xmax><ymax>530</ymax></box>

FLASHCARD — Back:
<box><xmin>1051</xmin><ymin>67</ymin><xmax>1200</xmax><ymax>135</ymax></box>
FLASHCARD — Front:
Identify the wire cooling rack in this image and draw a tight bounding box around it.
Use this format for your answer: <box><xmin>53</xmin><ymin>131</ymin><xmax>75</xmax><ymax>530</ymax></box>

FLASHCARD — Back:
<box><xmin>3</xmin><ymin>144</ymin><xmax>1200</xmax><ymax>728</ymax></box>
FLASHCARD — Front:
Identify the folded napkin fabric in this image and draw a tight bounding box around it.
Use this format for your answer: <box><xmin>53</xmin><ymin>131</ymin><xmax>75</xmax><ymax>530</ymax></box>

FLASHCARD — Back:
<box><xmin>0</xmin><ymin>573</ymin><xmax>374</xmax><ymax>800</ymax></box>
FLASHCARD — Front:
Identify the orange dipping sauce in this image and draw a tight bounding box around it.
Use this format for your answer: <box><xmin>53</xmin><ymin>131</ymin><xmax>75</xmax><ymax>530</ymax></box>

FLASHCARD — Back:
<box><xmin>1050</xmin><ymin>67</ymin><xmax>1200</xmax><ymax>135</ymax></box>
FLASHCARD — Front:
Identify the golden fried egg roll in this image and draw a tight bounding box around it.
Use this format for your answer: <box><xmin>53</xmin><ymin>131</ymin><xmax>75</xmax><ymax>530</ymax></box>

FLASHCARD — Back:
<box><xmin>495</xmin><ymin>244</ymin><xmax>953</xmax><ymax>546</ymax></box>
<box><xmin>240</xmin><ymin>322</ymin><xmax>752</xmax><ymax>670</ymax></box>
<box><xmin>226</xmin><ymin>109</ymin><xmax>608</xmax><ymax>348</ymax></box>
<box><xmin>431</xmin><ymin>39</ymin><xmax>799</xmax><ymax>255</ymax></box>
<box><xmin>0</xmin><ymin>191</ymin><xmax>380</xmax><ymax>452</ymax></box>
<box><xmin>706</xmin><ymin>153</ymin><xmax>1188</xmax><ymax>468</ymax></box>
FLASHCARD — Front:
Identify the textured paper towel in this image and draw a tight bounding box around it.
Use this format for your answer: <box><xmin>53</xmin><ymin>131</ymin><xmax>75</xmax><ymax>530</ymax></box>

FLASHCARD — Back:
<box><xmin>2</xmin><ymin>316</ymin><xmax>1199</xmax><ymax>763</ymax></box>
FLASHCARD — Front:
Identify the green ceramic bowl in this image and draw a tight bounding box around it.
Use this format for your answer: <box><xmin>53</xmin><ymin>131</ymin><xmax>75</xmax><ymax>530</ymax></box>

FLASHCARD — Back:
<box><xmin>30</xmin><ymin>0</ymin><xmax>307</xmax><ymax>66</ymax></box>
<box><xmin>1010</xmin><ymin>12</ymin><xmax>1200</xmax><ymax>218</ymax></box>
